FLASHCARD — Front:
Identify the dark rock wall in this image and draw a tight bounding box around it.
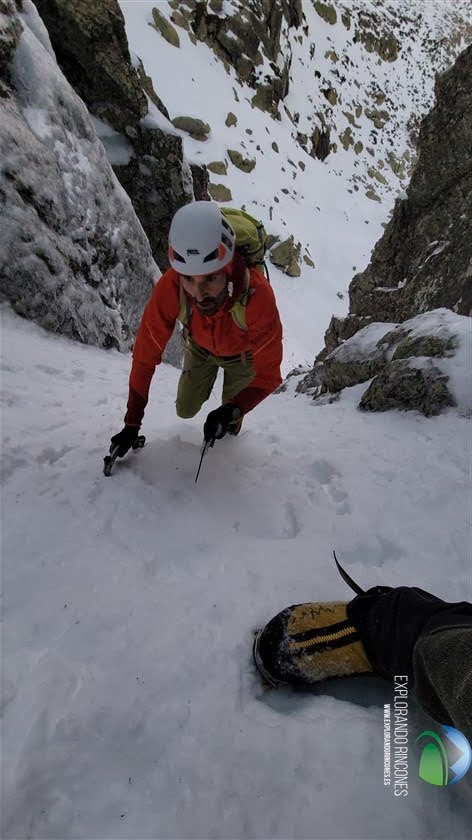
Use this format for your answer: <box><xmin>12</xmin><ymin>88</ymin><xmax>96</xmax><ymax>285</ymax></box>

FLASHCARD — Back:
<box><xmin>0</xmin><ymin>0</ymin><xmax>23</xmax><ymax>96</ymax></box>
<box><xmin>34</xmin><ymin>0</ymin><xmax>148</xmax><ymax>129</ymax></box>
<box><xmin>0</xmin><ymin>0</ymin><xmax>158</xmax><ymax>351</ymax></box>
<box><xmin>322</xmin><ymin>45</ymin><xmax>472</xmax><ymax>358</ymax></box>
<box><xmin>34</xmin><ymin>0</ymin><xmax>207</xmax><ymax>268</ymax></box>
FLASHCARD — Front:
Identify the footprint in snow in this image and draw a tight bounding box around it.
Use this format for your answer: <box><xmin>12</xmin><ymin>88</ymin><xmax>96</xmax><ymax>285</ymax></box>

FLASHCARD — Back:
<box><xmin>282</xmin><ymin>501</ymin><xmax>301</xmax><ymax>538</ymax></box>
<box><xmin>309</xmin><ymin>459</ymin><xmax>351</xmax><ymax>516</ymax></box>
<box><xmin>34</xmin><ymin>364</ymin><xmax>62</xmax><ymax>376</ymax></box>
<box><xmin>36</xmin><ymin>445</ymin><xmax>74</xmax><ymax>466</ymax></box>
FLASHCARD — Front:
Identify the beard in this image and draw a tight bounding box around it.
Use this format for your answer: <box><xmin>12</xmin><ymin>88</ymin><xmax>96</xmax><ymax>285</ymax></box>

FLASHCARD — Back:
<box><xmin>192</xmin><ymin>285</ymin><xmax>227</xmax><ymax>316</ymax></box>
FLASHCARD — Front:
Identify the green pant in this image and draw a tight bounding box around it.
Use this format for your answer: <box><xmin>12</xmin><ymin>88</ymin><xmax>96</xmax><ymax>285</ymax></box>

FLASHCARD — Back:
<box><xmin>413</xmin><ymin>627</ymin><xmax>472</xmax><ymax>741</ymax></box>
<box><xmin>176</xmin><ymin>337</ymin><xmax>255</xmax><ymax>418</ymax></box>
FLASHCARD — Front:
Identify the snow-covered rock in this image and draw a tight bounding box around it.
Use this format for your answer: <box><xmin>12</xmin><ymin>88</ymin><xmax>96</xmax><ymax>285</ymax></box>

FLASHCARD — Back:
<box><xmin>33</xmin><ymin>0</ymin><xmax>205</xmax><ymax>269</ymax></box>
<box><xmin>143</xmin><ymin>0</ymin><xmax>472</xmax><ymax>204</ymax></box>
<box><xmin>296</xmin><ymin>43</ymin><xmax>472</xmax><ymax>412</ymax></box>
<box><xmin>319</xmin><ymin>309</ymin><xmax>471</xmax><ymax>416</ymax></box>
<box><xmin>0</xmin><ymin>0</ymin><xmax>157</xmax><ymax>351</ymax></box>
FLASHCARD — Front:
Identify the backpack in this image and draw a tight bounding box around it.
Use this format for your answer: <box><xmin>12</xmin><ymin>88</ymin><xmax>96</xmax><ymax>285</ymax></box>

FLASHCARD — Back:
<box><xmin>178</xmin><ymin>207</ymin><xmax>268</xmax><ymax>332</ymax></box>
<box><xmin>221</xmin><ymin>207</ymin><xmax>267</xmax><ymax>272</ymax></box>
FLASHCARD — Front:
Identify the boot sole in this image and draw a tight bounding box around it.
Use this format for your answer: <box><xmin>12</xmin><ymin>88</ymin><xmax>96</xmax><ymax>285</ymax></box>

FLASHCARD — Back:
<box><xmin>252</xmin><ymin>629</ymin><xmax>282</xmax><ymax>688</ymax></box>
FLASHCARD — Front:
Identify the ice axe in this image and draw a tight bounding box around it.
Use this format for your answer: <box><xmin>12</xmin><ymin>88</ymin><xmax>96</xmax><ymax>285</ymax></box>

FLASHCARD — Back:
<box><xmin>103</xmin><ymin>435</ymin><xmax>146</xmax><ymax>476</ymax></box>
<box><xmin>332</xmin><ymin>550</ymin><xmax>365</xmax><ymax>595</ymax></box>
<box><xmin>195</xmin><ymin>436</ymin><xmax>216</xmax><ymax>483</ymax></box>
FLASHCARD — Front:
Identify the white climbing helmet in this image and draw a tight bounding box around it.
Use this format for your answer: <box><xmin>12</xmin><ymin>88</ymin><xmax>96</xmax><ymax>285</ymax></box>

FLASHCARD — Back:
<box><xmin>168</xmin><ymin>201</ymin><xmax>236</xmax><ymax>275</ymax></box>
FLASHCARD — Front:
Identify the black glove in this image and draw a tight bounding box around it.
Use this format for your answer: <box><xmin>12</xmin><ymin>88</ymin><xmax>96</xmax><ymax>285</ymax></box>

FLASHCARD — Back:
<box><xmin>204</xmin><ymin>404</ymin><xmax>241</xmax><ymax>442</ymax></box>
<box><xmin>110</xmin><ymin>425</ymin><xmax>140</xmax><ymax>457</ymax></box>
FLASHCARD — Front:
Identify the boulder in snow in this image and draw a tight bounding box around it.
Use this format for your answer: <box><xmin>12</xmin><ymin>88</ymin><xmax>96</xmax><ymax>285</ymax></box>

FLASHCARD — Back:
<box><xmin>149</xmin><ymin>7</ymin><xmax>180</xmax><ymax>48</ymax></box>
<box><xmin>320</xmin><ymin>309</ymin><xmax>470</xmax><ymax>417</ymax></box>
<box><xmin>359</xmin><ymin>359</ymin><xmax>456</xmax><ymax>416</ymax></box>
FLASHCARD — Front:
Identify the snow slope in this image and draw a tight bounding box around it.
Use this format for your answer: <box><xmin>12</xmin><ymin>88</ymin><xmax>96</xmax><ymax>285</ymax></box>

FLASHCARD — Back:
<box><xmin>1</xmin><ymin>1</ymin><xmax>471</xmax><ymax>837</ymax></box>
<box><xmin>1</xmin><ymin>303</ymin><xmax>471</xmax><ymax>839</ymax></box>
<box><xmin>119</xmin><ymin>0</ymin><xmax>472</xmax><ymax>368</ymax></box>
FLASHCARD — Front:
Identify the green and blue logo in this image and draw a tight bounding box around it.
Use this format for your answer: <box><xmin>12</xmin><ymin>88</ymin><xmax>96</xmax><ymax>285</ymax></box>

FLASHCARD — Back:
<box><xmin>416</xmin><ymin>726</ymin><xmax>471</xmax><ymax>786</ymax></box>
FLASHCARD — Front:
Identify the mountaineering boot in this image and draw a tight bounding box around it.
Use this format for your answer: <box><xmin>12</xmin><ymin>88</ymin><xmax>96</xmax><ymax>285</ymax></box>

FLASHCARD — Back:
<box><xmin>253</xmin><ymin>602</ymin><xmax>373</xmax><ymax>687</ymax></box>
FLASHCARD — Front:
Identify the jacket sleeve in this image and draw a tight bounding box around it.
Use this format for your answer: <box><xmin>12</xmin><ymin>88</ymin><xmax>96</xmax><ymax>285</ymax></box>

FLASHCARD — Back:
<box><xmin>346</xmin><ymin>585</ymin><xmax>472</xmax><ymax>684</ymax></box>
<box><xmin>347</xmin><ymin>585</ymin><xmax>472</xmax><ymax>734</ymax></box>
<box><xmin>230</xmin><ymin>281</ymin><xmax>283</xmax><ymax>415</ymax></box>
<box><xmin>124</xmin><ymin>271</ymin><xmax>180</xmax><ymax>426</ymax></box>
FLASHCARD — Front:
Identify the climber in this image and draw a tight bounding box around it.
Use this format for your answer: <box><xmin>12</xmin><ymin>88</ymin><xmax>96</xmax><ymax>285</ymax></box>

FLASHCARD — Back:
<box><xmin>109</xmin><ymin>200</ymin><xmax>283</xmax><ymax>456</ymax></box>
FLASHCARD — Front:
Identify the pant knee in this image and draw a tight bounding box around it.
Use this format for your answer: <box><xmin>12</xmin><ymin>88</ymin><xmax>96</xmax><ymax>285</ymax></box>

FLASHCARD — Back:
<box><xmin>176</xmin><ymin>401</ymin><xmax>200</xmax><ymax>419</ymax></box>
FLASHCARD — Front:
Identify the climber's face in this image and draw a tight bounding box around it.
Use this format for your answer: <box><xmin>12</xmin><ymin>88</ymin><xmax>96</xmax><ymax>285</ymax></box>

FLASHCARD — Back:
<box><xmin>180</xmin><ymin>271</ymin><xmax>227</xmax><ymax>315</ymax></box>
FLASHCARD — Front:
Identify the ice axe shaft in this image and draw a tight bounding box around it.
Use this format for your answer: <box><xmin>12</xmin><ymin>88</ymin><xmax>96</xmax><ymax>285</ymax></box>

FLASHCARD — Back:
<box><xmin>103</xmin><ymin>443</ymin><xmax>120</xmax><ymax>477</ymax></box>
<box><xmin>195</xmin><ymin>436</ymin><xmax>215</xmax><ymax>483</ymax></box>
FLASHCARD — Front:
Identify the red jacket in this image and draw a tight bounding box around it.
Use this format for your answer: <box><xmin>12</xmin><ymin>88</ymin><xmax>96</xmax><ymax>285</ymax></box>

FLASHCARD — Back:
<box><xmin>125</xmin><ymin>253</ymin><xmax>283</xmax><ymax>426</ymax></box>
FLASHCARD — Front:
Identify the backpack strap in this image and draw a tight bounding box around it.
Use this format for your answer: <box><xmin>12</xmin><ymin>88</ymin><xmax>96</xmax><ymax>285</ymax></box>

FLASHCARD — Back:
<box><xmin>178</xmin><ymin>282</ymin><xmax>192</xmax><ymax>328</ymax></box>
<box><xmin>228</xmin><ymin>268</ymin><xmax>254</xmax><ymax>331</ymax></box>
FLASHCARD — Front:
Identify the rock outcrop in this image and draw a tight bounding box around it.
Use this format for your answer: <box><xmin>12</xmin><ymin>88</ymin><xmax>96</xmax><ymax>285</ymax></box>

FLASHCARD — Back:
<box><xmin>346</xmin><ymin>45</ymin><xmax>472</xmax><ymax>327</ymax></box>
<box><xmin>166</xmin><ymin>0</ymin><xmax>303</xmax><ymax>117</ymax></box>
<box><xmin>141</xmin><ymin>0</ymin><xmax>471</xmax><ymax>249</ymax></box>
<box><xmin>33</xmin><ymin>0</ymin><xmax>208</xmax><ymax>268</ymax></box>
<box><xmin>296</xmin><ymin>310</ymin><xmax>470</xmax><ymax>417</ymax></box>
<box><xmin>0</xmin><ymin>0</ymin><xmax>156</xmax><ymax>351</ymax></box>
<box><xmin>269</xmin><ymin>236</ymin><xmax>301</xmax><ymax>277</ymax></box>
<box><xmin>303</xmin><ymin>1</ymin><xmax>471</xmax><ymax>198</ymax></box>
<box><xmin>296</xmin><ymin>45</ymin><xmax>472</xmax><ymax>416</ymax></box>
<box><xmin>0</xmin><ymin>0</ymin><xmax>22</xmax><ymax>96</ymax></box>
<box><xmin>358</xmin><ymin>359</ymin><xmax>456</xmax><ymax>417</ymax></box>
